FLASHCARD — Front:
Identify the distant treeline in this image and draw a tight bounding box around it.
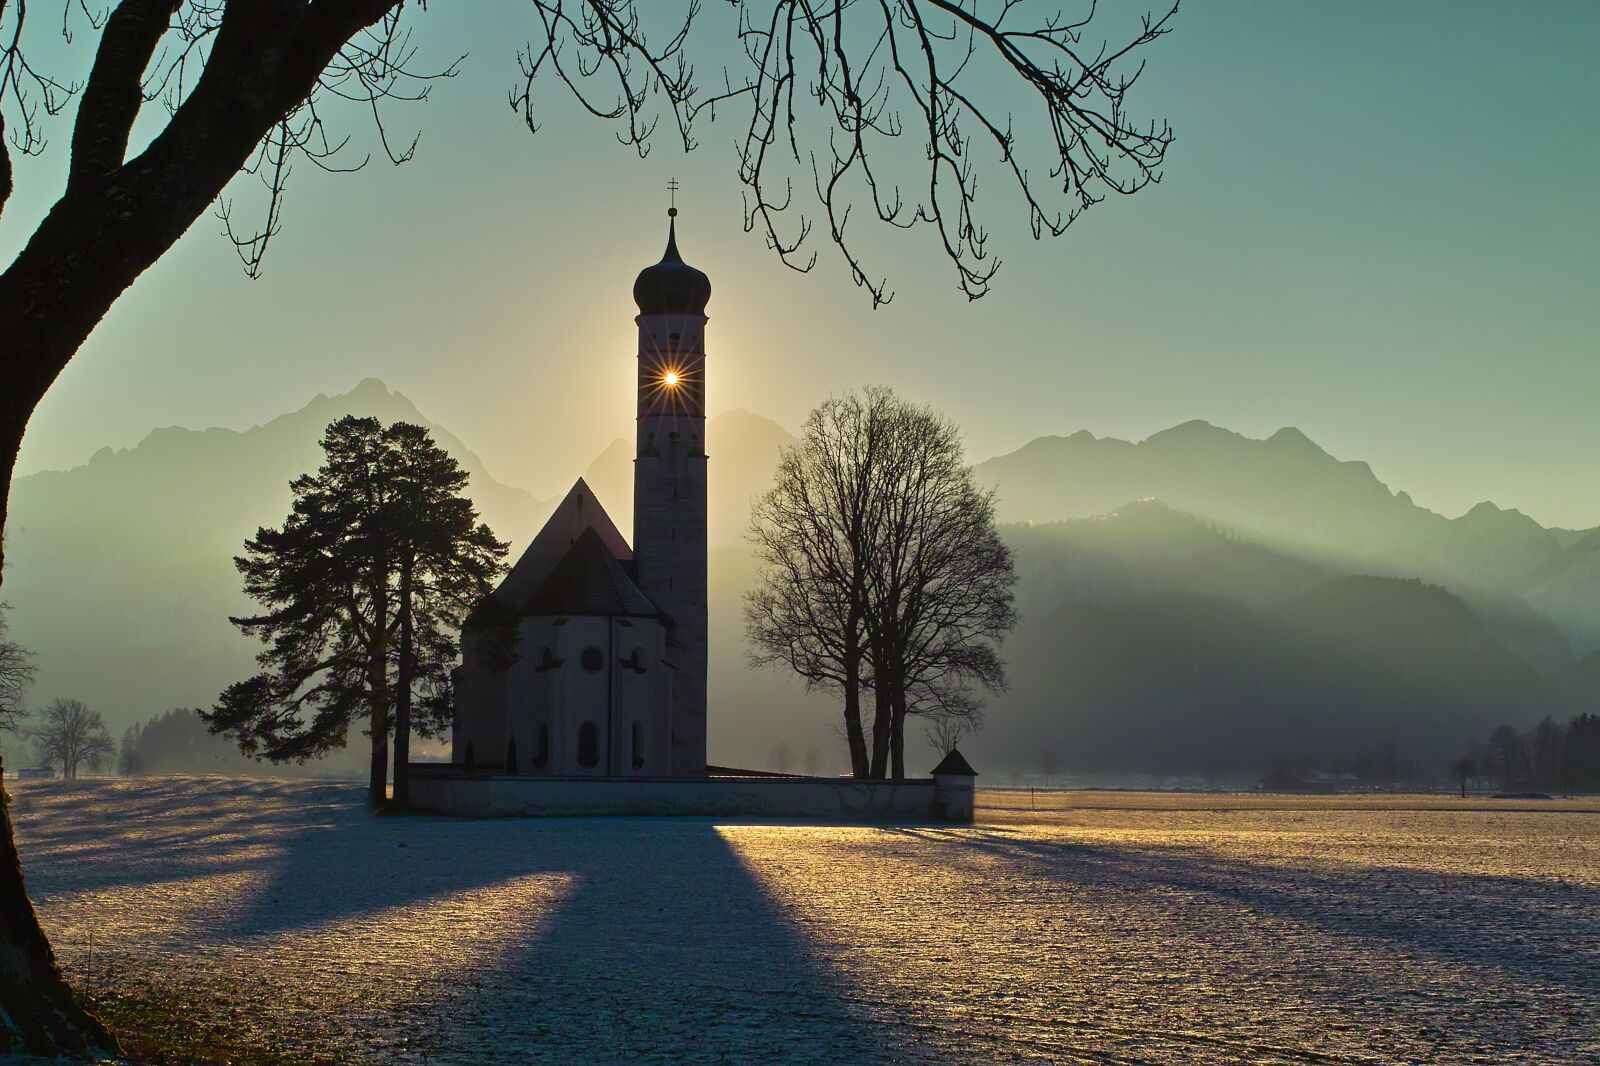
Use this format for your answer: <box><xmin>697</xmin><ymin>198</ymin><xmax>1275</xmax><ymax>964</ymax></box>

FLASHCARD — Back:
<box><xmin>117</xmin><ymin>709</ymin><xmax>364</xmax><ymax>778</ymax></box>
<box><xmin>1454</xmin><ymin>714</ymin><xmax>1600</xmax><ymax>795</ymax></box>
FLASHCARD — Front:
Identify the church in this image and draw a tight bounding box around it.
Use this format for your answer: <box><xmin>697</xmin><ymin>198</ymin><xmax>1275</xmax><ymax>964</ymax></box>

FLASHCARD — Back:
<box><xmin>450</xmin><ymin>207</ymin><xmax>711</xmax><ymax>778</ymax></box>
<box><xmin>416</xmin><ymin>210</ymin><xmax>975</xmax><ymax>821</ymax></box>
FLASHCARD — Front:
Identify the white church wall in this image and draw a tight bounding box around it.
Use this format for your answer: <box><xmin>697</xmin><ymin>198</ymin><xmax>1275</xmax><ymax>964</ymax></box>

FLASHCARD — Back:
<box><xmin>551</xmin><ymin>616</ymin><xmax>610</xmax><ymax>776</ymax></box>
<box><xmin>505</xmin><ymin>618</ymin><xmax>558</xmax><ymax>773</ymax></box>
<box><xmin>610</xmin><ymin>617</ymin><xmax>669</xmax><ymax>776</ymax></box>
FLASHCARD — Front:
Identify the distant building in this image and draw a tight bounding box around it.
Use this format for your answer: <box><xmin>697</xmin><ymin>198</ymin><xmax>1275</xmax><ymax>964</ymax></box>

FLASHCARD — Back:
<box><xmin>451</xmin><ymin>211</ymin><xmax>710</xmax><ymax>778</ymax></box>
<box><xmin>1256</xmin><ymin>770</ymin><xmax>1336</xmax><ymax>794</ymax></box>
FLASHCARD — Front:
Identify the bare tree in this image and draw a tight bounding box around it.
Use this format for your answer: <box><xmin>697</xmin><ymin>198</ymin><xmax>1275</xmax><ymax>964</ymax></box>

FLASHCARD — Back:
<box><xmin>746</xmin><ymin>389</ymin><xmax>903</xmax><ymax>777</ymax></box>
<box><xmin>0</xmin><ymin>2</ymin><xmax>1173</xmax><ymax>1052</ymax></box>
<box><xmin>29</xmin><ymin>698</ymin><xmax>114</xmax><ymax>780</ymax></box>
<box><xmin>860</xmin><ymin>393</ymin><xmax>1017</xmax><ymax>778</ymax></box>
<box><xmin>1450</xmin><ymin>754</ymin><xmax>1475</xmax><ymax>799</ymax></box>
<box><xmin>0</xmin><ymin>604</ymin><xmax>34</xmax><ymax>735</ymax></box>
<box><xmin>768</xmin><ymin>740</ymin><xmax>793</xmax><ymax>774</ymax></box>
<box><xmin>747</xmin><ymin>387</ymin><xmax>1014</xmax><ymax>779</ymax></box>
<box><xmin>513</xmin><ymin>2</ymin><xmax>1177</xmax><ymax>305</ymax></box>
<box><xmin>923</xmin><ymin>699</ymin><xmax>979</xmax><ymax>759</ymax></box>
<box><xmin>1</xmin><ymin>0</ymin><xmax>1176</xmax><ymax>584</ymax></box>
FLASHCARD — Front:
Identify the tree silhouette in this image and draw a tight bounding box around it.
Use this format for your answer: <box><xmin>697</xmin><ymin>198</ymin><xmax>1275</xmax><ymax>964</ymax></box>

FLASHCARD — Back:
<box><xmin>116</xmin><ymin>725</ymin><xmax>142</xmax><ymax>777</ymax></box>
<box><xmin>747</xmin><ymin>387</ymin><xmax>1015</xmax><ymax>779</ymax></box>
<box><xmin>206</xmin><ymin>417</ymin><xmax>506</xmax><ymax>807</ymax></box>
<box><xmin>1485</xmin><ymin>725</ymin><xmax>1527</xmax><ymax>792</ymax></box>
<box><xmin>746</xmin><ymin>390</ymin><xmax>901</xmax><ymax>777</ymax></box>
<box><xmin>1561</xmin><ymin>714</ymin><xmax>1600</xmax><ymax>794</ymax></box>
<box><xmin>0</xmin><ymin>604</ymin><xmax>34</xmax><ymax>736</ymax></box>
<box><xmin>0</xmin><ymin>1</ymin><xmax>1174</xmax><ymax>1048</ymax></box>
<box><xmin>859</xmin><ymin>396</ymin><xmax>1015</xmax><ymax>778</ymax></box>
<box><xmin>29</xmin><ymin>698</ymin><xmax>114</xmax><ymax>779</ymax></box>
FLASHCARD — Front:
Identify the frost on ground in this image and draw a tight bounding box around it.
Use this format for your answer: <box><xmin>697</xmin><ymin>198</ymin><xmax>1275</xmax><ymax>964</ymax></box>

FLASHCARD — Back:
<box><xmin>10</xmin><ymin>779</ymin><xmax>1600</xmax><ymax>1064</ymax></box>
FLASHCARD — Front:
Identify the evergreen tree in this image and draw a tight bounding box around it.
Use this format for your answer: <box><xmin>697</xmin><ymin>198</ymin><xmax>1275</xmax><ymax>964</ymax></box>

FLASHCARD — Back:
<box><xmin>116</xmin><ymin>725</ymin><xmax>142</xmax><ymax>777</ymax></box>
<box><xmin>1562</xmin><ymin>714</ymin><xmax>1600</xmax><ymax>794</ymax></box>
<box><xmin>206</xmin><ymin>417</ymin><xmax>506</xmax><ymax>806</ymax></box>
<box><xmin>383</xmin><ymin>422</ymin><xmax>509</xmax><ymax>806</ymax></box>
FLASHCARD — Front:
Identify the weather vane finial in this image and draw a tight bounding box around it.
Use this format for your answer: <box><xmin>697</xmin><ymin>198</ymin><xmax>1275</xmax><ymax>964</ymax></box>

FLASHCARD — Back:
<box><xmin>667</xmin><ymin>178</ymin><xmax>679</xmax><ymax>218</ymax></box>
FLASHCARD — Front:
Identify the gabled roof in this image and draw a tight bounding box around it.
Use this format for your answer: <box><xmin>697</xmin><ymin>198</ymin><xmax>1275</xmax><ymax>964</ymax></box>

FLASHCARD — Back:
<box><xmin>522</xmin><ymin>528</ymin><xmax>658</xmax><ymax>618</ymax></box>
<box><xmin>492</xmin><ymin>479</ymin><xmax>633</xmax><ymax>608</ymax></box>
<box><xmin>931</xmin><ymin>749</ymin><xmax>977</xmax><ymax>777</ymax></box>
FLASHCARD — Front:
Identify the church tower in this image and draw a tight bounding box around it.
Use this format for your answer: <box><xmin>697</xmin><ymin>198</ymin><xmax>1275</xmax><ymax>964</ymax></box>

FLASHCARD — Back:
<box><xmin>632</xmin><ymin>207</ymin><xmax>711</xmax><ymax>775</ymax></box>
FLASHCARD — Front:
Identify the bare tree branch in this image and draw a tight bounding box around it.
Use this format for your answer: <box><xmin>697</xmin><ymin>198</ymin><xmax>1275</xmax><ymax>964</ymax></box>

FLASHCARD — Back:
<box><xmin>67</xmin><ymin>0</ymin><xmax>175</xmax><ymax>193</ymax></box>
<box><xmin>519</xmin><ymin>0</ymin><xmax>1177</xmax><ymax>304</ymax></box>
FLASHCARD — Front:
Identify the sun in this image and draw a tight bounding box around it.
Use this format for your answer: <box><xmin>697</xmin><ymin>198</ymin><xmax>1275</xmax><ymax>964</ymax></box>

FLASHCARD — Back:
<box><xmin>662</xmin><ymin>371</ymin><xmax>680</xmax><ymax>387</ymax></box>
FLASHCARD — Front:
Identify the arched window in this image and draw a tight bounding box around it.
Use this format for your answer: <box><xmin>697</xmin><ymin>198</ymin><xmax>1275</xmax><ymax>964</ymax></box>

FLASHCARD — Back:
<box><xmin>577</xmin><ymin>722</ymin><xmax>599</xmax><ymax>769</ymax></box>
<box><xmin>632</xmin><ymin>721</ymin><xmax>645</xmax><ymax>771</ymax></box>
<box><xmin>534</xmin><ymin>723</ymin><xmax>549</xmax><ymax>769</ymax></box>
<box><xmin>580</xmin><ymin>647</ymin><xmax>605</xmax><ymax>672</ymax></box>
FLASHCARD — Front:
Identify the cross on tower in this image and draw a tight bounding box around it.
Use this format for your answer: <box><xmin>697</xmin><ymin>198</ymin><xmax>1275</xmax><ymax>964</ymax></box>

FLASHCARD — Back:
<box><xmin>667</xmin><ymin>178</ymin><xmax>679</xmax><ymax>218</ymax></box>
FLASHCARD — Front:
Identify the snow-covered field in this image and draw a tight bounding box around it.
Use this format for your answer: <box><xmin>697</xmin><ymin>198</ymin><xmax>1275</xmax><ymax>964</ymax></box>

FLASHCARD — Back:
<box><xmin>11</xmin><ymin>778</ymin><xmax>1600</xmax><ymax>1064</ymax></box>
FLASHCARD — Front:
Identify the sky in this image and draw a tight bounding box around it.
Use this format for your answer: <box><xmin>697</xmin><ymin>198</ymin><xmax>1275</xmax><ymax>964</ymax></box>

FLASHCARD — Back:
<box><xmin>4</xmin><ymin>1</ymin><xmax>1598</xmax><ymax>527</ymax></box>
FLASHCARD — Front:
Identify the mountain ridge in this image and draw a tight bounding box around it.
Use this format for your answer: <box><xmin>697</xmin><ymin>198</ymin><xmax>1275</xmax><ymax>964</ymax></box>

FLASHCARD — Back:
<box><xmin>5</xmin><ymin>381</ymin><xmax>1595</xmax><ymax>773</ymax></box>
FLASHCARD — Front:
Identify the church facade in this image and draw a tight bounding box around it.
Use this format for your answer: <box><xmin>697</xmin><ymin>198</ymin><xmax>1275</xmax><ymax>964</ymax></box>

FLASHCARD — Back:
<box><xmin>451</xmin><ymin>210</ymin><xmax>711</xmax><ymax>778</ymax></box>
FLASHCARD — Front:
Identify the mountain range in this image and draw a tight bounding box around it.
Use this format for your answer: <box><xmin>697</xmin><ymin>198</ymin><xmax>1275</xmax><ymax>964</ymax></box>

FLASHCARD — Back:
<box><xmin>3</xmin><ymin>380</ymin><xmax>1595</xmax><ymax>778</ymax></box>
<box><xmin>973</xmin><ymin>423</ymin><xmax>1600</xmax><ymax>654</ymax></box>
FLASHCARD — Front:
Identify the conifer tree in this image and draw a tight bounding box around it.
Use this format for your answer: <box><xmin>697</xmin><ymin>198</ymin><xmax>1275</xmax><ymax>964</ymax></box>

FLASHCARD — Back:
<box><xmin>207</xmin><ymin>417</ymin><xmax>506</xmax><ymax>806</ymax></box>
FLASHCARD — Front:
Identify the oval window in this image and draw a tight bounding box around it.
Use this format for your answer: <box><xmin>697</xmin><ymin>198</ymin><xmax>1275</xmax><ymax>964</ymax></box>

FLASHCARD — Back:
<box><xmin>580</xmin><ymin>647</ymin><xmax>605</xmax><ymax>672</ymax></box>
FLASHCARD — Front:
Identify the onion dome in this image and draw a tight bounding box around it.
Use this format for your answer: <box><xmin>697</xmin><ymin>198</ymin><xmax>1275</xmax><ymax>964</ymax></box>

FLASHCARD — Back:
<box><xmin>633</xmin><ymin>210</ymin><xmax>711</xmax><ymax>316</ymax></box>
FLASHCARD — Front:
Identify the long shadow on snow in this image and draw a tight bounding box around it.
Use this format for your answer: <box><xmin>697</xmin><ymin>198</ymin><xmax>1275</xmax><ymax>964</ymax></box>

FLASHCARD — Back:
<box><xmin>885</xmin><ymin>826</ymin><xmax>1600</xmax><ymax>993</ymax></box>
<box><xmin>201</xmin><ymin>809</ymin><xmax>929</xmax><ymax>1064</ymax></box>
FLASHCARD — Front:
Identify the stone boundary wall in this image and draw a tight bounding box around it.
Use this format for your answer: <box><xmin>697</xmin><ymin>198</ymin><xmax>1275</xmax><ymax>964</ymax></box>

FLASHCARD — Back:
<box><xmin>407</xmin><ymin>766</ymin><xmax>973</xmax><ymax>823</ymax></box>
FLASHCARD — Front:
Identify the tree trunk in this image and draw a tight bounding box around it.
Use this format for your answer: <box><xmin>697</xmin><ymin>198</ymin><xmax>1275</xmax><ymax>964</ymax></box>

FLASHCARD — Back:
<box><xmin>889</xmin><ymin>682</ymin><xmax>907</xmax><ymax>781</ymax></box>
<box><xmin>0</xmin><ymin>426</ymin><xmax>114</xmax><ymax>1056</ymax></box>
<box><xmin>392</xmin><ymin>562</ymin><xmax>415</xmax><ymax>807</ymax></box>
<box><xmin>367</xmin><ymin>582</ymin><xmax>390</xmax><ymax>807</ymax></box>
<box><xmin>868</xmin><ymin>684</ymin><xmax>893</xmax><ymax>780</ymax></box>
<box><xmin>0</xmin><ymin>753</ymin><xmax>118</xmax><ymax>1057</ymax></box>
<box><xmin>0</xmin><ymin>1</ymin><xmax>406</xmax><ymax>1050</ymax></box>
<box><xmin>840</xmin><ymin>645</ymin><xmax>869</xmax><ymax>778</ymax></box>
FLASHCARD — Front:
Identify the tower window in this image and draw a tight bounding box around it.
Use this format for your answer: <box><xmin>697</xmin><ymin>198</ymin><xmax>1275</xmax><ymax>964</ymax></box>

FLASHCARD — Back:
<box><xmin>577</xmin><ymin>722</ymin><xmax>599</xmax><ymax>769</ymax></box>
<box><xmin>632</xmin><ymin>721</ymin><xmax>645</xmax><ymax>771</ymax></box>
<box><xmin>580</xmin><ymin>647</ymin><xmax>605</xmax><ymax>672</ymax></box>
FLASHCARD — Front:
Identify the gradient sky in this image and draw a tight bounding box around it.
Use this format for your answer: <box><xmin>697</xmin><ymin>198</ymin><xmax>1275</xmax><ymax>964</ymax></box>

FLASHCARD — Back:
<box><xmin>4</xmin><ymin>2</ymin><xmax>1597</xmax><ymax>526</ymax></box>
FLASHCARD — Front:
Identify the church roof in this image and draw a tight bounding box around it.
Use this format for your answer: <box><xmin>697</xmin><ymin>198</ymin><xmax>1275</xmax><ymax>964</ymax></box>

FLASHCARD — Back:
<box><xmin>522</xmin><ymin>527</ymin><xmax>659</xmax><ymax>618</ymax></box>
<box><xmin>633</xmin><ymin>215</ymin><xmax>711</xmax><ymax>316</ymax></box>
<box><xmin>931</xmin><ymin>749</ymin><xmax>978</xmax><ymax>777</ymax></box>
<box><xmin>491</xmin><ymin>479</ymin><xmax>633</xmax><ymax>609</ymax></box>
